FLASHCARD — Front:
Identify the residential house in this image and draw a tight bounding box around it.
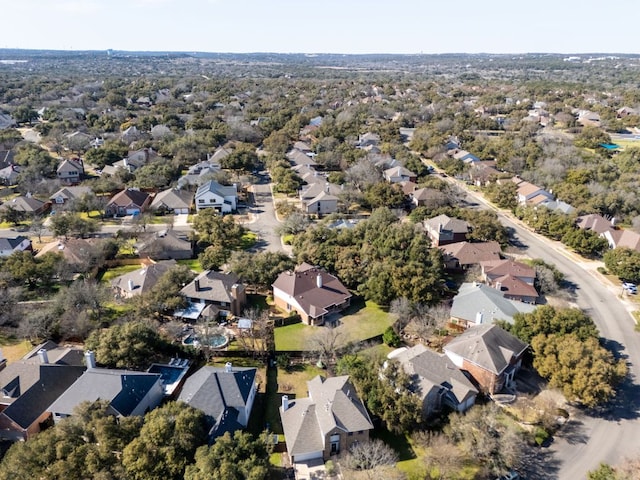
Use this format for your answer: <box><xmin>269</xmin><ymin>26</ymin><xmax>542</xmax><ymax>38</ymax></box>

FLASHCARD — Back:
<box><xmin>538</xmin><ymin>198</ymin><xmax>575</xmax><ymax>215</ymax></box>
<box><xmin>576</xmin><ymin>213</ymin><xmax>615</xmax><ymax>236</ymax></box>
<box><xmin>105</xmin><ymin>188</ymin><xmax>151</xmax><ymax>217</ymax></box>
<box><xmin>0</xmin><ymin>113</ymin><xmax>16</xmax><ymax>130</ymax></box>
<box><xmin>617</xmin><ymin>106</ymin><xmax>637</xmax><ymax>118</ymax></box>
<box><xmin>444</xmin><ymin>324</ymin><xmax>529</xmax><ymax>395</ymax></box>
<box><xmin>389</xmin><ymin>344</ymin><xmax>477</xmax><ymax>418</ymax></box>
<box><xmin>272</xmin><ymin>263</ymin><xmax>352</xmax><ymax>326</ymax></box>
<box><xmin>56</xmin><ymin>158</ymin><xmax>84</xmax><ymax>184</ymax></box>
<box><xmin>0</xmin><ymin>152</ymin><xmax>19</xmax><ymax>185</ymax></box>
<box><xmin>177</xmin><ymin>160</ymin><xmax>221</xmax><ymax>188</ymax></box>
<box><xmin>453</xmin><ymin>150</ymin><xmax>481</xmax><ymax>164</ymax></box>
<box><xmin>604</xmin><ymin>228</ymin><xmax>640</xmax><ymax>251</ymax></box>
<box><xmin>135</xmin><ymin>230</ymin><xmax>193</xmax><ymax>260</ymax></box>
<box><xmin>178</xmin><ymin>363</ymin><xmax>257</xmax><ymax>440</ymax></box>
<box><xmin>120</xmin><ymin>126</ymin><xmax>142</xmax><ymax>144</ymax></box>
<box><xmin>0</xmin><ymin>236</ymin><xmax>31</xmax><ymax>257</ymax></box>
<box><xmin>0</xmin><ymin>196</ymin><xmax>48</xmax><ymax>216</ymax></box>
<box><xmin>287</xmin><ymin>148</ymin><xmax>317</xmax><ymax>168</ymax></box>
<box><xmin>577</xmin><ymin>110</ymin><xmax>601</xmax><ymax>127</ymax></box>
<box><xmin>399</xmin><ymin>127</ymin><xmax>416</xmax><ymax>142</ymax></box>
<box><xmin>194</xmin><ymin>180</ymin><xmax>237</xmax><ymax>213</ymax></box>
<box><xmin>49</xmin><ymin>186</ymin><xmax>93</xmax><ymax>206</ymax></box>
<box><xmin>299</xmin><ymin>182</ymin><xmax>341</xmax><ymax>208</ymax></box>
<box><xmin>111</xmin><ymin>260</ymin><xmax>177</xmax><ymax>299</ymax></box>
<box><xmin>450</xmin><ymin>282</ymin><xmax>536</xmax><ymax>327</ymax></box>
<box><xmin>180</xmin><ymin>270</ymin><xmax>247</xmax><ymax>317</ymax></box>
<box><xmin>150</xmin><ymin>188</ymin><xmax>193</xmax><ymax>214</ymax></box>
<box><xmin>383</xmin><ymin>166</ymin><xmax>417</xmax><ymax>184</ymax></box>
<box><xmin>439</xmin><ymin>241</ymin><xmax>502</xmax><ymax>269</ymax></box>
<box><xmin>0</xmin><ymin>344</ymin><xmax>85</xmax><ymax>440</ymax></box>
<box><xmin>210</xmin><ymin>145</ymin><xmax>233</xmax><ymax>164</ymax></box>
<box><xmin>36</xmin><ymin>238</ymin><xmax>104</xmax><ymax>273</ymax></box>
<box><xmin>411</xmin><ymin>188</ymin><xmax>445</xmax><ymax>209</ymax></box>
<box><xmin>48</xmin><ymin>352</ymin><xmax>163</xmax><ymax>423</ymax></box>
<box><xmin>481</xmin><ymin>259</ymin><xmax>538</xmax><ymax>304</ymax></box>
<box><xmin>303</xmin><ymin>190</ymin><xmax>339</xmax><ymax>215</ymax></box>
<box><xmin>513</xmin><ymin>178</ymin><xmax>553</xmax><ymax>205</ymax></box>
<box><xmin>280</xmin><ymin>375</ymin><xmax>373</xmax><ymax>463</ymax></box>
<box><xmin>469</xmin><ymin>161</ymin><xmax>501</xmax><ymax>187</ymax></box>
<box><xmin>65</xmin><ymin>131</ymin><xmax>92</xmax><ymax>151</ymax></box>
<box><xmin>424</xmin><ymin>214</ymin><xmax>470</xmax><ymax>246</ymax></box>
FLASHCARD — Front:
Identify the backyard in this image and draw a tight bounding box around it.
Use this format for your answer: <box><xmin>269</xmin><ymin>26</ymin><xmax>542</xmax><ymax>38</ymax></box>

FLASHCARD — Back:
<box><xmin>273</xmin><ymin>299</ymin><xmax>395</xmax><ymax>351</ymax></box>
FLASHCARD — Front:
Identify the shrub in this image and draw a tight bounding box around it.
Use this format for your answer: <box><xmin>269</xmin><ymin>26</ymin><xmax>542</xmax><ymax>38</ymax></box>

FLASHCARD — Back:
<box><xmin>383</xmin><ymin>326</ymin><xmax>402</xmax><ymax>347</ymax></box>
<box><xmin>534</xmin><ymin>426</ymin><xmax>550</xmax><ymax>446</ymax></box>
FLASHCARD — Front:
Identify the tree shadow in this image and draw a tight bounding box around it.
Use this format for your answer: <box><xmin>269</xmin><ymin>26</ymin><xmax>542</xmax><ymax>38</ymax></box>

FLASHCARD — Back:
<box><xmin>554</xmin><ymin>417</ymin><xmax>590</xmax><ymax>445</ymax></box>
<box><xmin>519</xmin><ymin>447</ymin><xmax>562</xmax><ymax>480</ymax></box>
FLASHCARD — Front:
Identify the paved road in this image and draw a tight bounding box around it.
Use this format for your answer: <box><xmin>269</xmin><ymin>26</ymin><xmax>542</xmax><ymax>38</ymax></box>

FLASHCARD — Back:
<box><xmin>244</xmin><ymin>172</ymin><xmax>287</xmax><ymax>254</ymax></box>
<box><xmin>461</xmin><ymin>184</ymin><xmax>640</xmax><ymax>479</ymax></box>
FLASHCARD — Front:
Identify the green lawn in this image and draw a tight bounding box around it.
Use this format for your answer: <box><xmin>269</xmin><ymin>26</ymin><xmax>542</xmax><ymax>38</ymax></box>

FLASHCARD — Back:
<box><xmin>274</xmin><ymin>300</ymin><xmax>395</xmax><ymax>351</ymax></box>
<box><xmin>176</xmin><ymin>258</ymin><xmax>204</xmax><ymax>273</ymax></box>
<box><xmin>99</xmin><ymin>264</ymin><xmax>142</xmax><ymax>283</ymax></box>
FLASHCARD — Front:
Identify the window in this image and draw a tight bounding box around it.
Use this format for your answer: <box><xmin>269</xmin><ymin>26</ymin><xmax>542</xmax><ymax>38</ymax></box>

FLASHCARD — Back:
<box><xmin>198</xmin><ymin>199</ymin><xmax>204</xmax><ymax>203</ymax></box>
<box><xmin>348</xmin><ymin>432</ymin><xmax>353</xmax><ymax>436</ymax></box>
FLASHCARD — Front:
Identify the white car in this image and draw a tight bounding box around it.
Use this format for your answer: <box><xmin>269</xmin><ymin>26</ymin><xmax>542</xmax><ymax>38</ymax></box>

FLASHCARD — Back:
<box><xmin>623</xmin><ymin>282</ymin><xmax>637</xmax><ymax>294</ymax></box>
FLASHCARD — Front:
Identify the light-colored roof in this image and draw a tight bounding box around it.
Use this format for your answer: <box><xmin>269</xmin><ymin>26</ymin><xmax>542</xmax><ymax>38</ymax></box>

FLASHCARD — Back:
<box><xmin>195</xmin><ymin>180</ymin><xmax>237</xmax><ymax>199</ymax></box>
<box><xmin>150</xmin><ymin>188</ymin><xmax>193</xmax><ymax>210</ymax></box>
<box><xmin>49</xmin><ymin>186</ymin><xmax>93</xmax><ymax>202</ymax></box>
<box><xmin>444</xmin><ymin>324</ymin><xmax>528</xmax><ymax>376</ymax></box>
<box><xmin>384</xmin><ymin>165</ymin><xmax>416</xmax><ymax>178</ymax></box>
<box><xmin>425</xmin><ymin>214</ymin><xmax>470</xmax><ymax>235</ymax></box>
<box><xmin>108</xmin><ymin>188</ymin><xmax>150</xmax><ymax>208</ymax></box>
<box><xmin>111</xmin><ymin>260</ymin><xmax>177</xmax><ymax>296</ymax></box>
<box><xmin>576</xmin><ymin>214</ymin><xmax>613</xmax><ymax>234</ymax></box>
<box><xmin>180</xmin><ymin>270</ymin><xmax>241</xmax><ymax>303</ymax></box>
<box><xmin>450</xmin><ymin>282</ymin><xmax>536</xmax><ymax>325</ymax></box>
<box><xmin>0</xmin><ymin>196</ymin><xmax>45</xmax><ymax>213</ymax></box>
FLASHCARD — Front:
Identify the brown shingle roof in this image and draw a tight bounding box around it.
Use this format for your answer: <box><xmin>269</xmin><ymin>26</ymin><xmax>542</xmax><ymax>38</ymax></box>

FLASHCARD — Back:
<box><xmin>440</xmin><ymin>241</ymin><xmax>501</xmax><ymax>266</ymax></box>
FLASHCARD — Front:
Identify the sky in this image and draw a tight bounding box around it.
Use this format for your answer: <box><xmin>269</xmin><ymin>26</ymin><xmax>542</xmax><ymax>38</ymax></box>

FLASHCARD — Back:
<box><xmin>2</xmin><ymin>0</ymin><xmax>639</xmax><ymax>55</ymax></box>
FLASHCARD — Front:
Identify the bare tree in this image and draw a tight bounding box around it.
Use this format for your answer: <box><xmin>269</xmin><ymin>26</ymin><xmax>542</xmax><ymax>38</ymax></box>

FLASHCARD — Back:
<box><xmin>307</xmin><ymin>326</ymin><xmax>347</xmax><ymax>367</ymax></box>
<box><xmin>415</xmin><ymin>431</ymin><xmax>464</xmax><ymax>480</ymax></box>
<box><xmin>345</xmin><ymin>158</ymin><xmax>382</xmax><ymax>191</ymax></box>
<box><xmin>340</xmin><ymin>440</ymin><xmax>401</xmax><ymax>480</ymax></box>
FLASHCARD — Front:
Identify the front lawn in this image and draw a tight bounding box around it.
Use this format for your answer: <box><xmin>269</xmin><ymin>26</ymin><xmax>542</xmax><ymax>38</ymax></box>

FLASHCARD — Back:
<box><xmin>273</xmin><ymin>300</ymin><xmax>395</xmax><ymax>351</ymax></box>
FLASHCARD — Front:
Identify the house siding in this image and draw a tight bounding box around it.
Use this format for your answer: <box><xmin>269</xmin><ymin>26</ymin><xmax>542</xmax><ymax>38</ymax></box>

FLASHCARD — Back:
<box><xmin>129</xmin><ymin>378</ymin><xmax>164</xmax><ymax>416</ymax></box>
<box><xmin>321</xmin><ymin>428</ymin><xmax>369</xmax><ymax>461</ymax></box>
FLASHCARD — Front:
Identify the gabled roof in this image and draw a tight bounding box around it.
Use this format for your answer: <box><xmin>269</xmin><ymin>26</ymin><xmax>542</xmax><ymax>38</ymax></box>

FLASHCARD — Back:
<box><xmin>180</xmin><ymin>270</ymin><xmax>241</xmax><ymax>303</ymax></box>
<box><xmin>57</xmin><ymin>158</ymin><xmax>83</xmax><ymax>173</ymax></box>
<box><xmin>481</xmin><ymin>259</ymin><xmax>535</xmax><ymax>280</ymax></box>
<box><xmin>21</xmin><ymin>341</ymin><xmax>85</xmax><ymax>366</ymax></box>
<box><xmin>2</xmin><ymin>365</ymin><xmax>84</xmax><ymax>429</ymax></box>
<box><xmin>300</xmin><ymin>182</ymin><xmax>341</xmax><ymax>201</ymax></box>
<box><xmin>150</xmin><ymin>188</ymin><xmax>193</xmax><ymax>210</ymax></box>
<box><xmin>306</xmin><ymin>190</ymin><xmax>339</xmax><ymax>207</ymax></box>
<box><xmin>576</xmin><ymin>214</ymin><xmax>613</xmax><ymax>234</ymax></box>
<box><xmin>384</xmin><ymin>165</ymin><xmax>416</xmax><ymax>178</ymax></box>
<box><xmin>35</xmin><ymin>238</ymin><xmax>102</xmax><ymax>268</ymax></box>
<box><xmin>444</xmin><ymin>324</ymin><xmax>528</xmax><ymax>376</ymax></box>
<box><xmin>108</xmin><ymin>188</ymin><xmax>150</xmax><ymax>208</ymax></box>
<box><xmin>608</xmin><ymin>229</ymin><xmax>640</xmax><ymax>251</ymax></box>
<box><xmin>440</xmin><ymin>241</ymin><xmax>501</xmax><ymax>266</ymax></box>
<box><xmin>492</xmin><ymin>274</ymin><xmax>539</xmax><ymax>299</ymax></box>
<box><xmin>136</xmin><ymin>230</ymin><xmax>192</xmax><ymax>256</ymax></box>
<box><xmin>450</xmin><ymin>282</ymin><xmax>536</xmax><ymax>325</ymax></box>
<box><xmin>0</xmin><ymin>236</ymin><xmax>29</xmax><ymax>251</ymax></box>
<box><xmin>49</xmin><ymin>186</ymin><xmax>93</xmax><ymax>202</ymax></box>
<box><xmin>287</xmin><ymin>148</ymin><xmax>316</xmax><ymax>166</ymax></box>
<box><xmin>178</xmin><ymin>365</ymin><xmax>256</xmax><ymax>438</ymax></box>
<box><xmin>280</xmin><ymin>375</ymin><xmax>373</xmax><ymax>457</ymax></box>
<box><xmin>272</xmin><ymin>264</ymin><xmax>351</xmax><ymax>320</ymax></box>
<box><xmin>425</xmin><ymin>214</ymin><xmax>470</xmax><ymax>235</ymax></box>
<box><xmin>0</xmin><ymin>196</ymin><xmax>45</xmax><ymax>213</ymax></box>
<box><xmin>195</xmin><ymin>180</ymin><xmax>237</xmax><ymax>199</ymax></box>
<box><xmin>47</xmin><ymin>368</ymin><xmax>161</xmax><ymax>417</ymax></box>
<box><xmin>111</xmin><ymin>260</ymin><xmax>177</xmax><ymax>296</ymax></box>
<box><xmin>392</xmin><ymin>344</ymin><xmax>478</xmax><ymax>406</ymax></box>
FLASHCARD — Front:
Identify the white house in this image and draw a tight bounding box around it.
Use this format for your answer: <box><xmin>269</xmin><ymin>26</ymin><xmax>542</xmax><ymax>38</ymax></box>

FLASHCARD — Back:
<box><xmin>194</xmin><ymin>180</ymin><xmax>237</xmax><ymax>213</ymax></box>
<box><xmin>0</xmin><ymin>236</ymin><xmax>32</xmax><ymax>257</ymax></box>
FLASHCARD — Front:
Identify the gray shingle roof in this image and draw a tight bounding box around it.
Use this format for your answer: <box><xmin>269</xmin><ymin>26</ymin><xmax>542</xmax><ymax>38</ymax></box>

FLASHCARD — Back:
<box><xmin>444</xmin><ymin>324</ymin><xmax>528</xmax><ymax>375</ymax></box>
<box><xmin>150</xmin><ymin>188</ymin><xmax>194</xmax><ymax>210</ymax></box>
<box><xmin>0</xmin><ymin>236</ymin><xmax>28</xmax><ymax>251</ymax></box>
<box><xmin>180</xmin><ymin>270</ymin><xmax>241</xmax><ymax>303</ymax></box>
<box><xmin>451</xmin><ymin>282</ymin><xmax>536</xmax><ymax>325</ymax></box>
<box><xmin>111</xmin><ymin>260</ymin><xmax>177</xmax><ymax>296</ymax></box>
<box><xmin>47</xmin><ymin>369</ymin><xmax>161</xmax><ymax>417</ymax></box>
<box><xmin>178</xmin><ymin>365</ymin><xmax>256</xmax><ymax>438</ymax></box>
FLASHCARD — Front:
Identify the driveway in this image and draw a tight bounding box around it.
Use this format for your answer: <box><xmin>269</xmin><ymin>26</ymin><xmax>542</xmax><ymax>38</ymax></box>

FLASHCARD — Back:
<box><xmin>458</xmin><ymin>182</ymin><xmax>640</xmax><ymax>479</ymax></box>
<box><xmin>244</xmin><ymin>172</ymin><xmax>289</xmax><ymax>254</ymax></box>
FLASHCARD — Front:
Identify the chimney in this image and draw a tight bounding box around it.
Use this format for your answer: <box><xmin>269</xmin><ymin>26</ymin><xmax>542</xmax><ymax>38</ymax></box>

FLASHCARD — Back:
<box><xmin>282</xmin><ymin>395</ymin><xmax>289</xmax><ymax>411</ymax></box>
<box><xmin>194</xmin><ymin>279</ymin><xmax>200</xmax><ymax>291</ymax></box>
<box><xmin>37</xmin><ymin>349</ymin><xmax>49</xmax><ymax>364</ymax></box>
<box><xmin>225</xmin><ymin>362</ymin><xmax>232</xmax><ymax>373</ymax></box>
<box><xmin>316</xmin><ymin>273</ymin><xmax>323</xmax><ymax>289</ymax></box>
<box><xmin>85</xmin><ymin>350</ymin><xmax>96</xmax><ymax>369</ymax></box>
<box><xmin>438</xmin><ymin>223</ymin><xmax>443</xmax><ymax>232</ymax></box>
<box><xmin>128</xmin><ymin>279</ymin><xmax>134</xmax><ymax>291</ymax></box>
<box><xmin>496</xmin><ymin>282</ymin><xmax>502</xmax><ymax>291</ymax></box>
<box><xmin>611</xmin><ymin>217</ymin><xmax>617</xmax><ymax>227</ymax></box>
<box><xmin>475</xmin><ymin>312</ymin><xmax>483</xmax><ymax>324</ymax></box>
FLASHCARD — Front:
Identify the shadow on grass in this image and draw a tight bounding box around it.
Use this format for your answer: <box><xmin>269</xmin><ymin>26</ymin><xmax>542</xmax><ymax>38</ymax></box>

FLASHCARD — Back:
<box><xmin>248</xmin><ymin>365</ymin><xmax>287</xmax><ymax>436</ymax></box>
<box><xmin>371</xmin><ymin>426</ymin><xmax>416</xmax><ymax>462</ymax></box>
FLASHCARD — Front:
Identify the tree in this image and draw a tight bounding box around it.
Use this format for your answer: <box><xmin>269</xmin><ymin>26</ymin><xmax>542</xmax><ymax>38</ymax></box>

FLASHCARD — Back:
<box><xmin>1</xmin><ymin>250</ymin><xmax>61</xmax><ymax>289</ymax></box>
<box><xmin>574</xmin><ymin>125</ymin><xmax>612</xmax><ymax>149</ymax></box>
<box><xmin>275</xmin><ymin>211</ymin><xmax>311</xmax><ymax>236</ymax></box>
<box><xmin>229</xmin><ymin>250</ymin><xmax>296</xmax><ymax>291</ymax></box>
<box><xmin>123</xmin><ymin>402</ymin><xmax>207</xmax><ymax>480</ymax></box>
<box><xmin>221</xmin><ymin>145</ymin><xmax>258</xmax><ymax>173</ymax></box>
<box><xmin>604</xmin><ymin>247</ymin><xmax>640</xmax><ymax>283</ymax></box>
<box><xmin>307</xmin><ymin>326</ymin><xmax>347</xmax><ymax>366</ymax></box>
<box><xmin>484</xmin><ymin>181</ymin><xmax>518</xmax><ymax>210</ymax></box>
<box><xmin>340</xmin><ymin>440</ymin><xmax>399</xmax><ymax>480</ymax></box>
<box><xmin>511</xmin><ymin>305</ymin><xmax>599</xmax><ymax>344</ymax></box>
<box><xmin>84</xmin><ymin>321</ymin><xmax>178</xmax><ymax>370</ymax></box>
<box><xmin>51</xmin><ymin>280</ymin><xmax>111</xmax><ymax>339</ymax></box>
<box><xmin>363</xmin><ymin>182</ymin><xmax>406</xmax><ymax>209</ymax></box>
<box><xmin>49</xmin><ymin>212</ymin><xmax>98</xmax><ymax>239</ymax></box>
<box><xmin>135</xmin><ymin>265</ymin><xmax>196</xmax><ymax>316</ymax></box>
<box><xmin>184</xmin><ymin>431</ymin><xmax>271</xmax><ymax>480</ymax></box>
<box><xmin>562</xmin><ymin>227</ymin><xmax>609</xmax><ymax>257</ymax></box>
<box><xmin>0</xmin><ymin>205</ymin><xmax>26</xmax><ymax>226</ymax></box>
<box><xmin>382</xmin><ymin>326</ymin><xmax>401</xmax><ymax>347</ymax></box>
<box><xmin>587</xmin><ymin>463</ymin><xmax>618</xmax><ymax>480</ymax></box>
<box><xmin>532</xmin><ymin>334</ymin><xmax>627</xmax><ymax>408</ymax></box>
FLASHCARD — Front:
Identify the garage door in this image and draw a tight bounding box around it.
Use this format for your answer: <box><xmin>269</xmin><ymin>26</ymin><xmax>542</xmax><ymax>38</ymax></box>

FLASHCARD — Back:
<box><xmin>292</xmin><ymin>451</ymin><xmax>323</xmax><ymax>462</ymax></box>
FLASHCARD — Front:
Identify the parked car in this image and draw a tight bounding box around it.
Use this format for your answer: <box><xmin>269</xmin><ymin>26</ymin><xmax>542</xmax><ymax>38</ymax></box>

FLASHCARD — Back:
<box><xmin>496</xmin><ymin>472</ymin><xmax>520</xmax><ymax>480</ymax></box>
<box><xmin>623</xmin><ymin>282</ymin><xmax>637</xmax><ymax>294</ymax></box>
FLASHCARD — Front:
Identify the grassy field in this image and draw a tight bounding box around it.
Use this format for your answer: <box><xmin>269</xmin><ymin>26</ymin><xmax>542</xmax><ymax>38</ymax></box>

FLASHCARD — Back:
<box><xmin>274</xmin><ymin>300</ymin><xmax>395</xmax><ymax>351</ymax></box>
<box><xmin>99</xmin><ymin>264</ymin><xmax>142</xmax><ymax>283</ymax></box>
<box><xmin>176</xmin><ymin>258</ymin><xmax>204</xmax><ymax>273</ymax></box>
<box><xmin>0</xmin><ymin>335</ymin><xmax>33</xmax><ymax>364</ymax></box>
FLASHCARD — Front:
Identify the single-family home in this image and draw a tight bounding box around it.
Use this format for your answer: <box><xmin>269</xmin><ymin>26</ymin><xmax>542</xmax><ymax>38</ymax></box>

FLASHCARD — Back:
<box><xmin>481</xmin><ymin>259</ymin><xmax>538</xmax><ymax>304</ymax></box>
<box><xmin>576</xmin><ymin>213</ymin><xmax>615</xmax><ymax>236</ymax></box>
<box><xmin>0</xmin><ymin>196</ymin><xmax>48</xmax><ymax>216</ymax></box>
<box><xmin>48</xmin><ymin>352</ymin><xmax>163</xmax><ymax>423</ymax></box>
<box><xmin>180</xmin><ymin>270</ymin><xmax>247</xmax><ymax>317</ymax></box>
<box><xmin>0</xmin><ymin>113</ymin><xmax>16</xmax><ymax>130</ymax></box>
<box><xmin>439</xmin><ymin>241</ymin><xmax>502</xmax><ymax>269</ymax></box>
<box><xmin>453</xmin><ymin>150</ymin><xmax>481</xmax><ymax>164</ymax></box>
<box><xmin>411</xmin><ymin>188</ymin><xmax>445</xmax><ymax>208</ymax></box>
<box><xmin>149</xmin><ymin>188</ymin><xmax>193</xmax><ymax>215</ymax></box>
<box><xmin>287</xmin><ymin>149</ymin><xmax>317</xmax><ymax>167</ymax></box>
<box><xmin>36</xmin><ymin>238</ymin><xmax>105</xmax><ymax>274</ymax></box>
<box><xmin>0</xmin><ymin>236</ymin><xmax>32</xmax><ymax>257</ymax></box>
<box><xmin>178</xmin><ymin>363</ymin><xmax>257</xmax><ymax>440</ymax></box>
<box><xmin>210</xmin><ymin>146</ymin><xmax>233</xmax><ymax>164</ymax></box>
<box><xmin>194</xmin><ymin>180</ymin><xmax>237</xmax><ymax>213</ymax></box>
<box><xmin>577</xmin><ymin>110</ymin><xmax>601</xmax><ymax>127</ymax></box>
<box><xmin>65</xmin><ymin>131</ymin><xmax>92</xmax><ymax>151</ymax></box>
<box><xmin>135</xmin><ymin>230</ymin><xmax>193</xmax><ymax>260</ymax></box>
<box><xmin>513</xmin><ymin>178</ymin><xmax>553</xmax><ymax>205</ymax></box>
<box><xmin>177</xmin><ymin>160</ymin><xmax>221</xmax><ymax>187</ymax></box>
<box><xmin>303</xmin><ymin>190</ymin><xmax>339</xmax><ymax>215</ymax></box>
<box><xmin>383</xmin><ymin>166</ymin><xmax>417</xmax><ymax>184</ymax></box>
<box><xmin>111</xmin><ymin>260</ymin><xmax>177</xmax><ymax>299</ymax></box>
<box><xmin>0</xmin><ymin>344</ymin><xmax>85</xmax><ymax>441</ymax></box>
<box><xmin>56</xmin><ymin>158</ymin><xmax>84</xmax><ymax>184</ymax></box>
<box><xmin>272</xmin><ymin>263</ymin><xmax>352</xmax><ymax>326</ymax></box>
<box><xmin>604</xmin><ymin>229</ymin><xmax>640</xmax><ymax>252</ymax></box>
<box><xmin>389</xmin><ymin>344</ymin><xmax>477</xmax><ymax>418</ymax></box>
<box><xmin>450</xmin><ymin>282</ymin><xmax>537</xmax><ymax>328</ymax></box>
<box><xmin>424</xmin><ymin>214</ymin><xmax>470</xmax><ymax>246</ymax></box>
<box><xmin>49</xmin><ymin>186</ymin><xmax>93</xmax><ymax>206</ymax></box>
<box><xmin>280</xmin><ymin>375</ymin><xmax>373</xmax><ymax>463</ymax></box>
<box><xmin>105</xmin><ymin>188</ymin><xmax>151</xmax><ymax>217</ymax></box>
<box><xmin>357</xmin><ymin>132</ymin><xmax>381</xmax><ymax>149</ymax></box>
<box><xmin>444</xmin><ymin>324</ymin><xmax>529</xmax><ymax>395</ymax></box>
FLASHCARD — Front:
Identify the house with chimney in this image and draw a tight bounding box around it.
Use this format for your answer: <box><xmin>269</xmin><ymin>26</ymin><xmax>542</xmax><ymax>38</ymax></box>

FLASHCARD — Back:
<box><xmin>280</xmin><ymin>375</ymin><xmax>373</xmax><ymax>463</ymax></box>
<box><xmin>272</xmin><ymin>263</ymin><xmax>352</xmax><ymax>326</ymax></box>
<box><xmin>135</xmin><ymin>230</ymin><xmax>193</xmax><ymax>261</ymax></box>
<box><xmin>150</xmin><ymin>188</ymin><xmax>193</xmax><ymax>215</ymax></box>
<box><xmin>105</xmin><ymin>188</ymin><xmax>151</xmax><ymax>217</ymax></box>
<box><xmin>56</xmin><ymin>158</ymin><xmax>84</xmax><ymax>185</ymax></box>
<box><xmin>111</xmin><ymin>260</ymin><xmax>177</xmax><ymax>299</ymax></box>
<box><xmin>383</xmin><ymin>165</ymin><xmax>417</xmax><ymax>184</ymax></box>
<box><xmin>424</xmin><ymin>214</ymin><xmax>470</xmax><ymax>246</ymax></box>
<box><xmin>439</xmin><ymin>241</ymin><xmax>502</xmax><ymax>270</ymax></box>
<box><xmin>480</xmin><ymin>259</ymin><xmax>538</xmax><ymax>304</ymax></box>
<box><xmin>49</xmin><ymin>186</ymin><xmax>93</xmax><ymax>206</ymax></box>
<box><xmin>0</xmin><ymin>343</ymin><xmax>85</xmax><ymax>440</ymax></box>
<box><xmin>178</xmin><ymin>363</ymin><xmax>257</xmax><ymax>441</ymax></box>
<box><xmin>48</xmin><ymin>351</ymin><xmax>163</xmax><ymax>423</ymax></box>
<box><xmin>179</xmin><ymin>270</ymin><xmax>247</xmax><ymax>317</ymax></box>
<box><xmin>444</xmin><ymin>324</ymin><xmax>529</xmax><ymax>395</ymax></box>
